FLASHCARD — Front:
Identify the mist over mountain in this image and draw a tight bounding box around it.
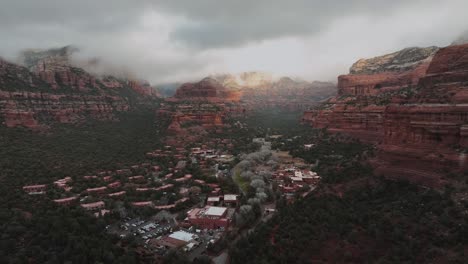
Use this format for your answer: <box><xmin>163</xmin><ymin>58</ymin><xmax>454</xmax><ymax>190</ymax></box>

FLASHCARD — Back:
<box><xmin>2</xmin><ymin>1</ymin><xmax>468</xmax><ymax>264</ymax></box>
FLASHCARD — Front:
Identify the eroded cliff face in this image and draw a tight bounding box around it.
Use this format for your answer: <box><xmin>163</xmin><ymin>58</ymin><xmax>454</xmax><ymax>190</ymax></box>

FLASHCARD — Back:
<box><xmin>304</xmin><ymin>44</ymin><xmax>468</xmax><ymax>187</ymax></box>
<box><xmin>211</xmin><ymin>72</ymin><xmax>336</xmax><ymax>111</ymax></box>
<box><xmin>0</xmin><ymin>91</ymin><xmax>127</xmax><ymax>127</ymax></box>
<box><xmin>172</xmin><ymin>77</ymin><xmax>242</xmax><ymax>102</ymax></box>
<box><xmin>0</xmin><ymin>46</ymin><xmax>158</xmax><ymax>129</ymax></box>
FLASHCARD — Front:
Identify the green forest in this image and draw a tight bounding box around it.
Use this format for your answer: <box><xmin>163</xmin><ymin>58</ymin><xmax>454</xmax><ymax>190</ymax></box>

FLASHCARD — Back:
<box><xmin>230</xmin><ymin>129</ymin><xmax>468</xmax><ymax>263</ymax></box>
<box><xmin>0</xmin><ymin>110</ymin><xmax>167</xmax><ymax>263</ymax></box>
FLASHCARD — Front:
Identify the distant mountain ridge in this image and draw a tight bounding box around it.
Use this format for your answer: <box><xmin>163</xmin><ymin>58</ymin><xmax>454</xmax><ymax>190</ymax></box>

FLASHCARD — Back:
<box><xmin>168</xmin><ymin>72</ymin><xmax>336</xmax><ymax>111</ymax></box>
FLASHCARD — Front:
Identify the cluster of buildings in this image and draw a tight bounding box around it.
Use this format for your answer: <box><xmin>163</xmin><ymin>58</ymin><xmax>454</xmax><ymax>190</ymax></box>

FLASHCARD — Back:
<box><xmin>185</xmin><ymin>206</ymin><xmax>235</xmax><ymax>230</ymax></box>
<box><xmin>273</xmin><ymin>167</ymin><xmax>321</xmax><ymax>198</ymax></box>
<box><xmin>21</xmin><ymin>111</ymin><xmax>252</xmax><ymax>260</ymax></box>
<box><xmin>21</xmin><ymin>146</ymin><xmax>217</xmax><ymax>217</ymax></box>
<box><xmin>22</xmin><ymin>137</ymin><xmax>242</xmax><ymax>225</ymax></box>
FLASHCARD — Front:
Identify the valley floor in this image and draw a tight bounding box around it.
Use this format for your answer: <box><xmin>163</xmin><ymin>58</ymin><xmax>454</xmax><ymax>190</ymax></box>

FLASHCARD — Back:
<box><xmin>1</xmin><ymin>109</ymin><xmax>468</xmax><ymax>264</ymax></box>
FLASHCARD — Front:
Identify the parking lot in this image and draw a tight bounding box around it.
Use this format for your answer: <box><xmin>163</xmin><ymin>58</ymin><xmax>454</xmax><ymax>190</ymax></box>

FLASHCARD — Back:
<box><xmin>108</xmin><ymin>216</ymin><xmax>227</xmax><ymax>259</ymax></box>
<box><xmin>109</xmin><ymin>217</ymin><xmax>175</xmax><ymax>243</ymax></box>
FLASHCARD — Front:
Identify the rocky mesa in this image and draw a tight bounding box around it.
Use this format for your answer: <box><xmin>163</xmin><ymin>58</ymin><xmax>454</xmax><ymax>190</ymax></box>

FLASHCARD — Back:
<box><xmin>303</xmin><ymin>44</ymin><xmax>468</xmax><ymax>187</ymax></box>
<box><xmin>0</xmin><ymin>46</ymin><xmax>158</xmax><ymax>129</ymax></box>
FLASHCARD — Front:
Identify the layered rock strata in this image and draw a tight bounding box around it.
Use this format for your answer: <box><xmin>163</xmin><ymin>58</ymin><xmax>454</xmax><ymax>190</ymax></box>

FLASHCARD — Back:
<box><xmin>0</xmin><ymin>46</ymin><xmax>158</xmax><ymax>129</ymax></box>
<box><xmin>304</xmin><ymin>44</ymin><xmax>468</xmax><ymax>187</ymax></box>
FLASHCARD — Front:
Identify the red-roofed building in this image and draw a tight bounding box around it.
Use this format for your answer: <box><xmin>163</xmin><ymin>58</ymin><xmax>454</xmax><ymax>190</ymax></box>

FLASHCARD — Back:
<box><xmin>186</xmin><ymin>206</ymin><xmax>232</xmax><ymax>229</ymax></box>
<box><xmin>211</xmin><ymin>188</ymin><xmax>221</xmax><ymax>195</ymax></box>
<box><xmin>23</xmin><ymin>184</ymin><xmax>47</xmax><ymax>194</ymax></box>
<box><xmin>132</xmin><ymin>201</ymin><xmax>153</xmax><ymax>207</ymax></box>
<box><xmin>54</xmin><ymin>196</ymin><xmax>77</xmax><ymax>205</ymax></box>
<box><xmin>194</xmin><ymin>179</ymin><xmax>205</xmax><ymax>185</ymax></box>
<box><xmin>155</xmin><ymin>184</ymin><xmax>174</xmax><ymax>191</ymax></box>
<box><xmin>54</xmin><ymin>177</ymin><xmax>72</xmax><ymax>189</ymax></box>
<box><xmin>175</xmin><ymin>174</ymin><xmax>192</xmax><ymax>183</ymax></box>
<box><xmin>128</xmin><ymin>175</ymin><xmax>144</xmax><ymax>181</ymax></box>
<box><xmin>116</xmin><ymin>169</ymin><xmax>131</xmax><ymax>175</ymax></box>
<box><xmin>279</xmin><ymin>185</ymin><xmax>300</xmax><ymax>194</ymax></box>
<box><xmin>154</xmin><ymin>198</ymin><xmax>189</xmax><ymax>210</ymax></box>
<box><xmin>81</xmin><ymin>201</ymin><xmax>105</xmax><ymax>211</ymax></box>
<box><xmin>108</xmin><ymin>191</ymin><xmax>126</xmax><ymax>197</ymax></box>
<box><xmin>87</xmin><ymin>186</ymin><xmax>107</xmax><ymax>194</ymax></box>
<box><xmin>103</xmin><ymin>176</ymin><xmax>113</xmax><ymax>182</ymax></box>
<box><xmin>207</xmin><ymin>183</ymin><xmax>219</xmax><ymax>188</ymax></box>
<box><xmin>107</xmin><ymin>181</ymin><xmax>121</xmax><ymax>188</ymax></box>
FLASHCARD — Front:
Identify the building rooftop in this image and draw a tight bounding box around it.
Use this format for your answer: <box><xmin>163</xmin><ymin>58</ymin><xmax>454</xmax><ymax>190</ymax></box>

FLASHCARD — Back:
<box><xmin>169</xmin><ymin>231</ymin><xmax>195</xmax><ymax>243</ymax></box>
<box><xmin>205</xmin><ymin>206</ymin><xmax>227</xmax><ymax>217</ymax></box>
<box><xmin>290</xmin><ymin>177</ymin><xmax>303</xmax><ymax>182</ymax></box>
<box><xmin>224</xmin><ymin>194</ymin><xmax>237</xmax><ymax>201</ymax></box>
<box><xmin>23</xmin><ymin>184</ymin><xmax>47</xmax><ymax>189</ymax></box>
<box><xmin>294</xmin><ymin>171</ymin><xmax>303</xmax><ymax>177</ymax></box>
<box><xmin>81</xmin><ymin>201</ymin><xmax>105</xmax><ymax>209</ymax></box>
<box><xmin>108</xmin><ymin>191</ymin><xmax>126</xmax><ymax>197</ymax></box>
<box><xmin>207</xmin><ymin>196</ymin><xmax>220</xmax><ymax>202</ymax></box>
<box><xmin>54</xmin><ymin>196</ymin><xmax>77</xmax><ymax>203</ymax></box>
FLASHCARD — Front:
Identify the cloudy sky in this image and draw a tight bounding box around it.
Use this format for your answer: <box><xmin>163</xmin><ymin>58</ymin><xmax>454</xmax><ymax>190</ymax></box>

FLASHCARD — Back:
<box><xmin>0</xmin><ymin>0</ymin><xmax>467</xmax><ymax>84</ymax></box>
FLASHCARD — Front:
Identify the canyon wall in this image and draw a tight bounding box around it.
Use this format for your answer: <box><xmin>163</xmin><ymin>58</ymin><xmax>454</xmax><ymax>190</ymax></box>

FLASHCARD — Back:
<box><xmin>0</xmin><ymin>46</ymin><xmax>158</xmax><ymax>129</ymax></box>
<box><xmin>304</xmin><ymin>44</ymin><xmax>468</xmax><ymax>187</ymax></box>
<box><xmin>161</xmin><ymin>78</ymin><xmax>237</xmax><ymax>146</ymax></box>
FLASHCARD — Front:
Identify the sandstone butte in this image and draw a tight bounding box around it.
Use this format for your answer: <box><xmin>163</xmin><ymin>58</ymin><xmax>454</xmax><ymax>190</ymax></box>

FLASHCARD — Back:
<box><xmin>212</xmin><ymin>72</ymin><xmax>336</xmax><ymax>111</ymax></box>
<box><xmin>159</xmin><ymin>78</ymin><xmax>237</xmax><ymax>147</ymax></box>
<box><xmin>303</xmin><ymin>44</ymin><xmax>468</xmax><ymax>187</ymax></box>
<box><xmin>0</xmin><ymin>46</ymin><xmax>158</xmax><ymax>130</ymax></box>
<box><xmin>162</xmin><ymin>73</ymin><xmax>336</xmax><ymax>145</ymax></box>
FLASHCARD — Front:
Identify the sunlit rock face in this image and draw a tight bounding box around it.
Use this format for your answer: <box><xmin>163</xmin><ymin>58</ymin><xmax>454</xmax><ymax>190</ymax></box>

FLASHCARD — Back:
<box><xmin>338</xmin><ymin>47</ymin><xmax>438</xmax><ymax>96</ymax></box>
<box><xmin>161</xmin><ymin>78</ymin><xmax>232</xmax><ymax>145</ymax></box>
<box><xmin>304</xmin><ymin>44</ymin><xmax>468</xmax><ymax>187</ymax></box>
<box><xmin>211</xmin><ymin>72</ymin><xmax>336</xmax><ymax>111</ymax></box>
<box><xmin>0</xmin><ymin>46</ymin><xmax>158</xmax><ymax>129</ymax></box>
<box><xmin>173</xmin><ymin>77</ymin><xmax>241</xmax><ymax>102</ymax></box>
<box><xmin>349</xmin><ymin>47</ymin><xmax>439</xmax><ymax>75</ymax></box>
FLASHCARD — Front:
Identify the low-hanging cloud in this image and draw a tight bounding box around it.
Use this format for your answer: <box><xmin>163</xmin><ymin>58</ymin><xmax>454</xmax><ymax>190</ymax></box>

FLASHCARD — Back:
<box><xmin>0</xmin><ymin>0</ymin><xmax>467</xmax><ymax>84</ymax></box>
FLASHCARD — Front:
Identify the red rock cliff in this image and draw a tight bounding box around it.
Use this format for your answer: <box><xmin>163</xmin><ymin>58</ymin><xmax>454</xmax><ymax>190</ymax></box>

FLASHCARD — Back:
<box><xmin>173</xmin><ymin>77</ymin><xmax>241</xmax><ymax>102</ymax></box>
<box><xmin>0</xmin><ymin>46</ymin><xmax>158</xmax><ymax>129</ymax></box>
<box><xmin>304</xmin><ymin>44</ymin><xmax>468</xmax><ymax>187</ymax></box>
<box><xmin>213</xmin><ymin>73</ymin><xmax>336</xmax><ymax>111</ymax></box>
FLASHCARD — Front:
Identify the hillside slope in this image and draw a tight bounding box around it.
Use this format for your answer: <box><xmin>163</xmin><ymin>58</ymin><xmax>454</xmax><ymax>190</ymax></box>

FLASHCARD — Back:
<box><xmin>0</xmin><ymin>46</ymin><xmax>159</xmax><ymax>129</ymax></box>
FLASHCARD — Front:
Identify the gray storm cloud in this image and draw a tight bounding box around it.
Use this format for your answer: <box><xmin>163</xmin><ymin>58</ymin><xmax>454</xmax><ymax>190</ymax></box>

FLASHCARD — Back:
<box><xmin>0</xmin><ymin>0</ymin><xmax>467</xmax><ymax>84</ymax></box>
